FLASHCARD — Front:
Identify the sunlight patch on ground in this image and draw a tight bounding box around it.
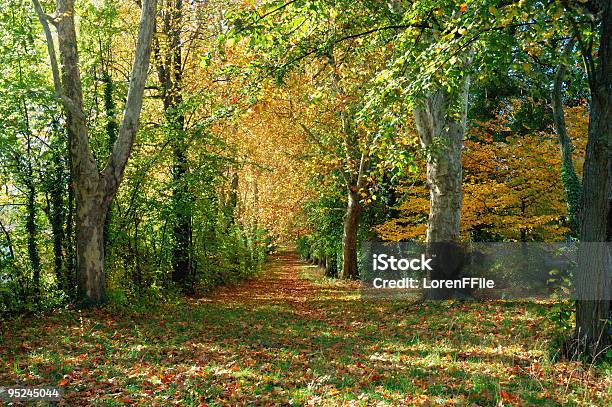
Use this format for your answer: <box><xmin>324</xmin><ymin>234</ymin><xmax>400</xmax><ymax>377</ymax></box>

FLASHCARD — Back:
<box><xmin>1</xmin><ymin>252</ymin><xmax>610</xmax><ymax>405</ymax></box>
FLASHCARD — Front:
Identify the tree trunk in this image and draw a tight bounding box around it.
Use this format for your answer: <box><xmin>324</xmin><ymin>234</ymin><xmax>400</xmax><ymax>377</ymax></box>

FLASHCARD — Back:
<box><xmin>413</xmin><ymin>75</ymin><xmax>470</xmax><ymax>299</ymax></box>
<box><xmin>325</xmin><ymin>252</ymin><xmax>337</xmax><ymax>278</ymax></box>
<box><xmin>154</xmin><ymin>0</ymin><xmax>193</xmax><ymax>292</ymax></box>
<box><xmin>552</xmin><ymin>45</ymin><xmax>582</xmax><ymax>235</ymax></box>
<box><xmin>574</xmin><ymin>2</ymin><xmax>612</xmax><ymax>359</ymax></box>
<box><xmin>22</xmin><ymin>97</ymin><xmax>42</xmax><ymax>301</ymax></box>
<box><xmin>341</xmin><ymin>189</ymin><xmax>361</xmax><ymax>279</ymax></box>
<box><xmin>49</xmin><ymin>149</ymin><xmax>66</xmax><ymax>291</ymax></box>
<box><xmin>413</xmin><ymin>89</ymin><xmax>465</xmax><ymax>243</ymax></box>
<box><xmin>25</xmin><ymin>181</ymin><xmax>41</xmax><ymax>301</ymax></box>
<box><xmin>228</xmin><ymin>171</ymin><xmax>239</xmax><ymax>224</ymax></box>
<box><xmin>75</xmin><ymin>193</ymin><xmax>107</xmax><ymax>303</ymax></box>
<box><xmin>171</xmin><ymin>145</ymin><xmax>192</xmax><ymax>291</ymax></box>
<box><xmin>574</xmin><ymin>79</ymin><xmax>612</xmax><ymax>358</ymax></box>
<box><xmin>326</xmin><ymin>46</ymin><xmax>368</xmax><ymax>280</ymax></box>
<box><xmin>0</xmin><ymin>219</ymin><xmax>15</xmax><ymax>260</ymax></box>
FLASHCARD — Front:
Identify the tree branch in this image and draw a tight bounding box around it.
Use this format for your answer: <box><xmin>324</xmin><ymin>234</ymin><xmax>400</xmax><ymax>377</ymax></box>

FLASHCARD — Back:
<box><xmin>31</xmin><ymin>0</ymin><xmax>84</xmax><ymax>121</ymax></box>
<box><xmin>276</xmin><ymin>23</ymin><xmax>428</xmax><ymax>75</ymax></box>
<box><xmin>103</xmin><ymin>0</ymin><xmax>158</xmax><ymax>197</ymax></box>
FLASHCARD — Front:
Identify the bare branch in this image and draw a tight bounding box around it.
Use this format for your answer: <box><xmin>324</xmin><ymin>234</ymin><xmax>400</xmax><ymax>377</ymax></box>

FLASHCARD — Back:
<box><xmin>356</xmin><ymin>151</ymin><xmax>370</xmax><ymax>190</ymax></box>
<box><xmin>296</xmin><ymin>121</ymin><xmax>327</xmax><ymax>150</ymax></box>
<box><xmin>31</xmin><ymin>0</ymin><xmax>60</xmax><ymax>93</ymax></box>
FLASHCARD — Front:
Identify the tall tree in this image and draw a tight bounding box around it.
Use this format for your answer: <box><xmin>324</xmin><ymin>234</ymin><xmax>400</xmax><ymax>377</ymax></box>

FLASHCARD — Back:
<box><xmin>326</xmin><ymin>45</ymin><xmax>370</xmax><ymax>280</ymax></box>
<box><xmin>362</xmin><ymin>2</ymin><xmax>475</xmax><ymax>295</ymax></box>
<box><xmin>32</xmin><ymin>0</ymin><xmax>158</xmax><ymax>304</ymax></box>
<box><xmin>550</xmin><ymin>40</ymin><xmax>583</xmax><ymax>235</ymax></box>
<box><xmin>568</xmin><ymin>0</ymin><xmax>612</xmax><ymax>358</ymax></box>
<box><xmin>153</xmin><ymin>0</ymin><xmax>194</xmax><ymax>292</ymax></box>
<box><xmin>22</xmin><ymin>99</ymin><xmax>42</xmax><ymax>302</ymax></box>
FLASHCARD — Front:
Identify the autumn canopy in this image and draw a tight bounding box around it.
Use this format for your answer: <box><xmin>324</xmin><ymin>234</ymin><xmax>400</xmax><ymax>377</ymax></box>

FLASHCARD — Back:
<box><xmin>0</xmin><ymin>0</ymin><xmax>610</xmax><ymax>404</ymax></box>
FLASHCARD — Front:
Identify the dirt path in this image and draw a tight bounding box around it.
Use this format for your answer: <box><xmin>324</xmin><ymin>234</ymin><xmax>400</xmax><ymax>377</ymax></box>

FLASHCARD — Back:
<box><xmin>208</xmin><ymin>250</ymin><xmax>362</xmax><ymax>320</ymax></box>
<box><xmin>211</xmin><ymin>251</ymin><xmax>322</xmax><ymax>311</ymax></box>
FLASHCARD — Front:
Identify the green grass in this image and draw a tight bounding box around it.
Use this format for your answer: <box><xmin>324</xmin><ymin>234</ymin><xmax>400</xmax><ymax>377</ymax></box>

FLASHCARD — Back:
<box><xmin>1</xmin><ymin>253</ymin><xmax>610</xmax><ymax>406</ymax></box>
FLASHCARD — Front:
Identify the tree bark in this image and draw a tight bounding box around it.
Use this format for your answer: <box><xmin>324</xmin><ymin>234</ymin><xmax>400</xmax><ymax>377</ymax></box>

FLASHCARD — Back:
<box><xmin>413</xmin><ymin>88</ymin><xmax>466</xmax><ymax>243</ymax></box>
<box><xmin>33</xmin><ymin>0</ymin><xmax>158</xmax><ymax>304</ymax></box>
<box><xmin>574</xmin><ymin>1</ymin><xmax>612</xmax><ymax>359</ymax></box>
<box><xmin>228</xmin><ymin>172</ymin><xmax>239</xmax><ymax>224</ymax></box>
<box><xmin>171</xmin><ymin>146</ymin><xmax>192</xmax><ymax>291</ymax></box>
<box><xmin>65</xmin><ymin>133</ymin><xmax>76</xmax><ymax>298</ymax></box>
<box><xmin>413</xmin><ymin>75</ymin><xmax>470</xmax><ymax>299</ymax></box>
<box><xmin>26</xmin><ymin>181</ymin><xmax>41</xmax><ymax>300</ymax></box>
<box><xmin>22</xmin><ymin>100</ymin><xmax>42</xmax><ymax>301</ymax></box>
<box><xmin>75</xmin><ymin>193</ymin><xmax>106</xmax><ymax>302</ymax></box>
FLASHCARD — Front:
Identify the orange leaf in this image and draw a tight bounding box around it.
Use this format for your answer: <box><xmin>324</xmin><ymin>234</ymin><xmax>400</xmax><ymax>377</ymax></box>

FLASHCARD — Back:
<box><xmin>369</xmin><ymin>374</ymin><xmax>383</xmax><ymax>382</ymax></box>
<box><xmin>58</xmin><ymin>378</ymin><xmax>69</xmax><ymax>386</ymax></box>
<box><xmin>459</xmin><ymin>3</ymin><xmax>467</xmax><ymax>12</ymax></box>
<box><xmin>161</xmin><ymin>373</ymin><xmax>175</xmax><ymax>383</ymax></box>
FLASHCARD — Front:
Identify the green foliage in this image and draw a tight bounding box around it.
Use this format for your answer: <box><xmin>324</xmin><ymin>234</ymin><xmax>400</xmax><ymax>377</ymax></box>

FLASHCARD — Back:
<box><xmin>0</xmin><ymin>0</ymin><xmax>272</xmax><ymax>312</ymax></box>
<box><xmin>0</xmin><ymin>0</ymin><xmax>68</xmax><ymax>312</ymax></box>
<box><xmin>295</xmin><ymin>235</ymin><xmax>311</xmax><ymax>260</ymax></box>
<box><xmin>544</xmin><ymin>299</ymin><xmax>575</xmax><ymax>361</ymax></box>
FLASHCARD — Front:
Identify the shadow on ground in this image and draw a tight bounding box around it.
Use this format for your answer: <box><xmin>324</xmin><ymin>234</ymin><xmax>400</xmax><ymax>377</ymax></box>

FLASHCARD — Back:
<box><xmin>1</xmin><ymin>252</ymin><xmax>610</xmax><ymax>406</ymax></box>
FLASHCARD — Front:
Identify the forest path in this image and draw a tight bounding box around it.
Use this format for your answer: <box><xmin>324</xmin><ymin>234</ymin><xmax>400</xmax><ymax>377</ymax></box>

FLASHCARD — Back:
<box><xmin>209</xmin><ymin>250</ymin><xmax>333</xmax><ymax>318</ymax></box>
<box><xmin>0</xmin><ymin>251</ymin><xmax>609</xmax><ymax>405</ymax></box>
